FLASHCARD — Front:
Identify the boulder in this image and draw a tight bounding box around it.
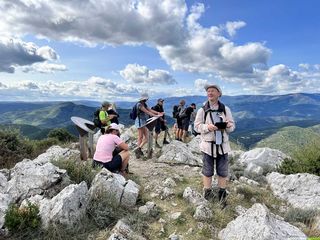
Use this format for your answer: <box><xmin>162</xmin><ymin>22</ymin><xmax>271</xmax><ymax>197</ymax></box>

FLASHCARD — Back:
<box><xmin>121</xmin><ymin>180</ymin><xmax>140</xmax><ymax>208</ymax></box>
<box><xmin>39</xmin><ymin>182</ymin><xmax>88</xmax><ymax>228</ymax></box>
<box><xmin>266</xmin><ymin>172</ymin><xmax>320</xmax><ymax>210</ymax></box>
<box><xmin>183</xmin><ymin>187</ymin><xmax>207</xmax><ymax>207</ymax></box>
<box><xmin>157</xmin><ymin>140</ymin><xmax>202</xmax><ymax>166</ymax></box>
<box><xmin>5</xmin><ymin>159</ymin><xmax>69</xmax><ymax>203</ymax></box>
<box><xmin>187</xmin><ymin>135</ymin><xmax>201</xmax><ymax>155</ymax></box>
<box><xmin>33</xmin><ymin>145</ymin><xmax>80</xmax><ymax>164</ymax></box>
<box><xmin>0</xmin><ymin>193</ymin><xmax>12</xmax><ymax>229</ymax></box>
<box><xmin>89</xmin><ymin>169</ymin><xmax>125</xmax><ymax>206</ymax></box>
<box><xmin>108</xmin><ymin>219</ymin><xmax>146</xmax><ymax>240</ymax></box>
<box><xmin>238</xmin><ymin>148</ymin><xmax>289</xmax><ymax>176</ymax></box>
<box><xmin>0</xmin><ymin>173</ymin><xmax>7</xmax><ymax>193</ymax></box>
<box><xmin>219</xmin><ymin>203</ymin><xmax>307</xmax><ymax>240</ymax></box>
<box><xmin>89</xmin><ymin>169</ymin><xmax>140</xmax><ymax>207</ymax></box>
<box><xmin>193</xmin><ymin>204</ymin><xmax>212</xmax><ymax>221</ymax></box>
<box><xmin>138</xmin><ymin>202</ymin><xmax>159</xmax><ymax>217</ymax></box>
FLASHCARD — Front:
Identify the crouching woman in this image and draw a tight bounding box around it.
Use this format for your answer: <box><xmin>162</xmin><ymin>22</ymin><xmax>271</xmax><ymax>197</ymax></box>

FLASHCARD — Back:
<box><xmin>93</xmin><ymin>123</ymin><xmax>129</xmax><ymax>177</ymax></box>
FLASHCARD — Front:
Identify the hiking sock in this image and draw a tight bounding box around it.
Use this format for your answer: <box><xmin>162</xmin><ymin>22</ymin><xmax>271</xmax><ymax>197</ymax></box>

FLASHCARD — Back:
<box><xmin>203</xmin><ymin>188</ymin><xmax>213</xmax><ymax>200</ymax></box>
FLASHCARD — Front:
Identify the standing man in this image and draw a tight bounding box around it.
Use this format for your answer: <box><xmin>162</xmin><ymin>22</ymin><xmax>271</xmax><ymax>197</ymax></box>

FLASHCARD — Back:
<box><xmin>175</xmin><ymin>99</ymin><xmax>185</xmax><ymax>141</ymax></box>
<box><xmin>194</xmin><ymin>84</ymin><xmax>235</xmax><ymax>205</ymax></box>
<box><xmin>180</xmin><ymin>103</ymin><xmax>196</xmax><ymax>142</ymax></box>
<box><xmin>152</xmin><ymin>98</ymin><xmax>170</xmax><ymax>148</ymax></box>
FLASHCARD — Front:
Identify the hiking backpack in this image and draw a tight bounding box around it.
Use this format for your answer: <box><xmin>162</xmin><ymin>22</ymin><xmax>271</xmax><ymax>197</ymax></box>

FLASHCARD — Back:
<box><xmin>129</xmin><ymin>103</ymin><xmax>139</xmax><ymax>120</ymax></box>
<box><xmin>93</xmin><ymin>108</ymin><xmax>102</xmax><ymax>128</ymax></box>
<box><xmin>172</xmin><ymin>105</ymin><xmax>179</xmax><ymax>118</ymax></box>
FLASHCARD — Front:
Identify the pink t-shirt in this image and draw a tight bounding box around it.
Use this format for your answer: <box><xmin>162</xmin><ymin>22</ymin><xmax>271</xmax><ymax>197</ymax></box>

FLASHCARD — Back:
<box><xmin>93</xmin><ymin>134</ymin><xmax>123</xmax><ymax>163</ymax></box>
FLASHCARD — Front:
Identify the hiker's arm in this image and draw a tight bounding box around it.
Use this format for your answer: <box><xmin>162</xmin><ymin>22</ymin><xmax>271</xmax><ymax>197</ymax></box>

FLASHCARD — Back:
<box><xmin>140</xmin><ymin>106</ymin><xmax>160</xmax><ymax>117</ymax></box>
<box><xmin>194</xmin><ymin>108</ymin><xmax>216</xmax><ymax>133</ymax></box>
<box><xmin>108</xmin><ymin>114</ymin><xmax>117</xmax><ymax>119</ymax></box>
<box><xmin>225</xmin><ymin>107</ymin><xmax>235</xmax><ymax>133</ymax></box>
<box><xmin>118</xmin><ymin>142</ymin><xmax>129</xmax><ymax>151</ymax></box>
<box><xmin>148</xmin><ymin>107</ymin><xmax>163</xmax><ymax>116</ymax></box>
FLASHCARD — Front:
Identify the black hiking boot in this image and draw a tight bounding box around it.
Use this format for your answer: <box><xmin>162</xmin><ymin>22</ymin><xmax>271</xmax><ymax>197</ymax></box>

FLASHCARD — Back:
<box><xmin>218</xmin><ymin>188</ymin><xmax>228</xmax><ymax>208</ymax></box>
<box><xmin>203</xmin><ymin>188</ymin><xmax>214</xmax><ymax>201</ymax></box>
<box><xmin>155</xmin><ymin>142</ymin><xmax>161</xmax><ymax>148</ymax></box>
<box><xmin>134</xmin><ymin>148</ymin><xmax>143</xmax><ymax>159</ymax></box>
<box><xmin>163</xmin><ymin>139</ymin><xmax>170</xmax><ymax>144</ymax></box>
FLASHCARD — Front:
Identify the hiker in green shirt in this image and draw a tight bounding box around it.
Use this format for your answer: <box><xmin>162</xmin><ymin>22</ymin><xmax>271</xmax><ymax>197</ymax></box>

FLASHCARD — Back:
<box><xmin>100</xmin><ymin>101</ymin><xmax>117</xmax><ymax>133</ymax></box>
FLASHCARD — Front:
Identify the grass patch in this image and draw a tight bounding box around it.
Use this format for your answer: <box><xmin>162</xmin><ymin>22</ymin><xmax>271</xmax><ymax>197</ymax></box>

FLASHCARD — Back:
<box><xmin>52</xmin><ymin>158</ymin><xmax>101</xmax><ymax>188</ymax></box>
<box><xmin>285</xmin><ymin>208</ymin><xmax>319</xmax><ymax>226</ymax></box>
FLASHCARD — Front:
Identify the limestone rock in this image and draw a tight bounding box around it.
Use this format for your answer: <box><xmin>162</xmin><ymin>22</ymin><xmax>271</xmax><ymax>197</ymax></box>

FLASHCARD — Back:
<box><xmin>138</xmin><ymin>202</ymin><xmax>159</xmax><ymax>217</ymax></box>
<box><xmin>33</xmin><ymin>145</ymin><xmax>80</xmax><ymax>164</ymax></box>
<box><xmin>5</xmin><ymin>159</ymin><xmax>68</xmax><ymax>203</ymax></box>
<box><xmin>0</xmin><ymin>193</ymin><xmax>12</xmax><ymax>229</ymax></box>
<box><xmin>219</xmin><ymin>203</ymin><xmax>307</xmax><ymax>240</ymax></box>
<box><xmin>89</xmin><ymin>169</ymin><xmax>140</xmax><ymax>207</ymax></box>
<box><xmin>187</xmin><ymin>135</ymin><xmax>201</xmax><ymax>155</ymax></box>
<box><xmin>157</xmin><ymin>140</ymin><xmax>202</xmax><ymax>166</ymax></box>
<box><xmin>20</xmin><ymin>195</ymin><xmax>44</xmax><ymax>209</ymax></box>
<box><xmin>0</xmin><ymin>173</ymin><xmax>7</xmax><ymax>193</ymax></box>
<box><xmin>238</xmin><ymin>148</ymin><xmax>288</xmax><ymax>175</ymax></box>
<box><xmin>267</xmin><ymin>172</ymin><xmax>320</xmax><ymax>210</ymax></box>
<box><xmin>163</xmin><ymin>178</ymin><xmax>177</xmax><ymax>188</ymax></box>
<box><xmin>121</xmin><ymin>180</ymin><xmax>140</xmax><ymax>208</ymax></box>
<box><xmin>183</xmin><ymin>187</ymin><xmax>207</xmax><ymax>207</ymax></box>
<box><xmin>193</xmin><ymin>204</ymin><xmax>212</xmax><ymax>221</ymax></box>
<box><xmin>39</xmin><ymin>181</ymin><xmax>88</xmax><ymax>228</ymax></box>
<box><xmin>108</xmin><ymin>219</ymin><xmax>146</xmax><ymax>240</ymax></box>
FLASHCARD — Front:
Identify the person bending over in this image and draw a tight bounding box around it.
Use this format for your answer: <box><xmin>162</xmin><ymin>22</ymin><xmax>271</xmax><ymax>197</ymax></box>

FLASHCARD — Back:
<box><xmin>93</xmin><ymin>123</ymin><xmax>129</xmax><ymax>177</ymax></box>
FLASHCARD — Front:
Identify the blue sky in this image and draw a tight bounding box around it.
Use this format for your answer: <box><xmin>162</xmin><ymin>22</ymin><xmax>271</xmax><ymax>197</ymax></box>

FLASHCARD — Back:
<box><xmin>0</xmin><ymin>0</ymin><xmax>319</xmax><ymax>101</ymax></box>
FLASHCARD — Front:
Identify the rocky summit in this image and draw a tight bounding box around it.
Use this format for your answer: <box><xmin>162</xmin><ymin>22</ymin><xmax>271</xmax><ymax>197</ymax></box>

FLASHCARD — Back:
<box><xmin>0</xmin><ymin>127</ymin><xmax>319</xmax><ymax>240</ymax></box>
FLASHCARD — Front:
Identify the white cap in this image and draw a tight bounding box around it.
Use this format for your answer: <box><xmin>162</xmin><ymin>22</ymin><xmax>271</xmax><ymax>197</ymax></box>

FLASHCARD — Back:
<box><xmin>139</xmin><ymin>93</ymin><xmax>149</xmax><ymax>101</ymax></box>
<box><xmin>204</xmin><ymin>84</ymin><xmax>222</xmax><ymax>96</ymax></box>
<box><xmin>109</xmin><ymin>123</ymin><xmax>120</xmax><ymax>131</ymax></box>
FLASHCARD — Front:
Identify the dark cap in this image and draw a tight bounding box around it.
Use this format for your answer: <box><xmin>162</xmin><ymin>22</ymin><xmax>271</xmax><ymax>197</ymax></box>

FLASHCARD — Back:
<box><xmin>157</xmin><ymin>98</ymin><xmax>164</xmax><ymax>102</ymax></box>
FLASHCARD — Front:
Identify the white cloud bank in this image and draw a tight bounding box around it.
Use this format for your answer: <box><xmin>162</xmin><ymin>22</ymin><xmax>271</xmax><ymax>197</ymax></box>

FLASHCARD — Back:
<box><xmin>120</xmin><ymin>64</ymin><xmax>177</xmax><ymax>85</ymax></box>
<box><xmin>0</xmin><ymin>0</ymin><xmax>319</xmax><ymax>96</ymax></box>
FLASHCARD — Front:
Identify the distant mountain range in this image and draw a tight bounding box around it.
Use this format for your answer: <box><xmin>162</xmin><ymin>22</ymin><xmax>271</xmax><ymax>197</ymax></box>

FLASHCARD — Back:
<box><xmin>1</xmin><ymin>93</ymin><xmax>320</xmax><ymax>147</ymax></box>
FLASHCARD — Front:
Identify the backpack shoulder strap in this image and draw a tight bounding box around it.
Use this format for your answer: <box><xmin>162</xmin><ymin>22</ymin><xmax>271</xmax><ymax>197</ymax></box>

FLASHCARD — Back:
<box><xmin>218</xmin><ymin>101</ymin><xmax>226</xmax><ymax>115</ymax></box>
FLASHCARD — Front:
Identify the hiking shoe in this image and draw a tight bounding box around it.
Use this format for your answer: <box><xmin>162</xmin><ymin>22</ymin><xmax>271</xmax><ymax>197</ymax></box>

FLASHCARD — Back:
<box><xmin>163</xmin><ymin>139</ymin><xmax>170</xmax><ymax>144</ymax></box>
<box><xmin>218</xmin><ymin>188</ymin><xmax>228</xmax><ymax>206</ymax></box>
<box><xmin>134</xmin><ymin>148</ymin><xmax>142</xmax><ymax>159</ymax></box>
<box><xmin>155</xmin><ymin>142</ymin><xmax>161</xmax><ymax>148</ymax></box>
<box><xmin>203</xmin><ymin>188</ymin><xmax>214</xmax><ymax>201</ymax></box>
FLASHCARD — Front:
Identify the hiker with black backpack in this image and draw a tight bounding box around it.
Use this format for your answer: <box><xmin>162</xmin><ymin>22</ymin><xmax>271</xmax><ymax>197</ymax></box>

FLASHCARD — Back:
<box><xmin>180</xmin><ymin>103</ymin><xmax>196</xmax><ymax>142</ymax></box>
<box><xmin>194</xmin><ymin>84</ymin><xmax>235</xmax><ymax>206</ymax></box>
<box><xmin>131</xmin><ymin>93</ymin><xmax>163</xmax><ymax>158</ymax></box>
<box><xmin>93</xmin><ymin>101</ymin><xmax>117</xmax><ymax>134</ymax></box>
<box><xmin>152</xmin><ymin>98</ymin><xmax>170</xmax><ymax>148</ymax></box>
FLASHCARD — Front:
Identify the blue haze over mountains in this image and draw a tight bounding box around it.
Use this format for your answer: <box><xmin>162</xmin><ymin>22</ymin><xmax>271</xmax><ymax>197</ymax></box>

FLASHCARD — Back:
<box><xmin>1</xmin><ymin>93</ymin><xmax>320</xmax><ymax>148</ymax></box>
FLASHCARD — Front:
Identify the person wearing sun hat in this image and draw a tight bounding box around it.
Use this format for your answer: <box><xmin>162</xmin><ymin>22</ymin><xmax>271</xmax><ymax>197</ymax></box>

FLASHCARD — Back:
<box><xmin>194</xmin><ymin>83</ymin><xmax>235</xmax><ymax>206</ymax></box>
<box><xmin>99</xmin><ymin>101</ymin><xmax>117</xmax><ymax>134</ymax></box>
<box><xmin>133</xmin><ymin>93</ymin><xmax>164</xmax><ymax>158</ymax></box>
<box><xmin>93</xmin><ymin>123</ymin><xmax>130</xmax><ymax>177</ymax></box>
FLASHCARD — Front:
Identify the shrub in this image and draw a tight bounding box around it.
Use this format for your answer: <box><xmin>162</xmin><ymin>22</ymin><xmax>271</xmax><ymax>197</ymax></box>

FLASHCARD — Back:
<box><xmin>47</xmin><ymin>128</ymin><xmax>77</xmax><ymax>143</ymax></box>
<box><xmin>278</xmin><ymin>140</ymin><xmax>320</xmax><ymax>176</ymax></box>
<box><xmin>285</xmin><ymin>207</ymin><xmax>319</xmax><ymax>226</ymax></box>
<box><xmin>53</xmin><ymin>158</ymin><xmax>101</xmax><ymax>188</ymax></box>
<box><xmin>4</xmin><ymin>202</ymin><xmax>41</xmax><ymax>232</ymax></box>
<box><xmin>0</xmin><ymin>129</ymin><xmax>33</xmax><ymax>168</ymax></box>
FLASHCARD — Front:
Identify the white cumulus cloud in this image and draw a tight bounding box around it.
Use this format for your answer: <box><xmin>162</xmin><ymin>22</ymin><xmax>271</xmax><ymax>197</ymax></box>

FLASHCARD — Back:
<box><xmin>120</xmin><ymin>64</ymin><xmax>177</xmax><ymax>85</ymax></box>
<box><xmin>0</xmin><ymin>37</ymin><xmax>63</xmax><ymax>73</ymax></box>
